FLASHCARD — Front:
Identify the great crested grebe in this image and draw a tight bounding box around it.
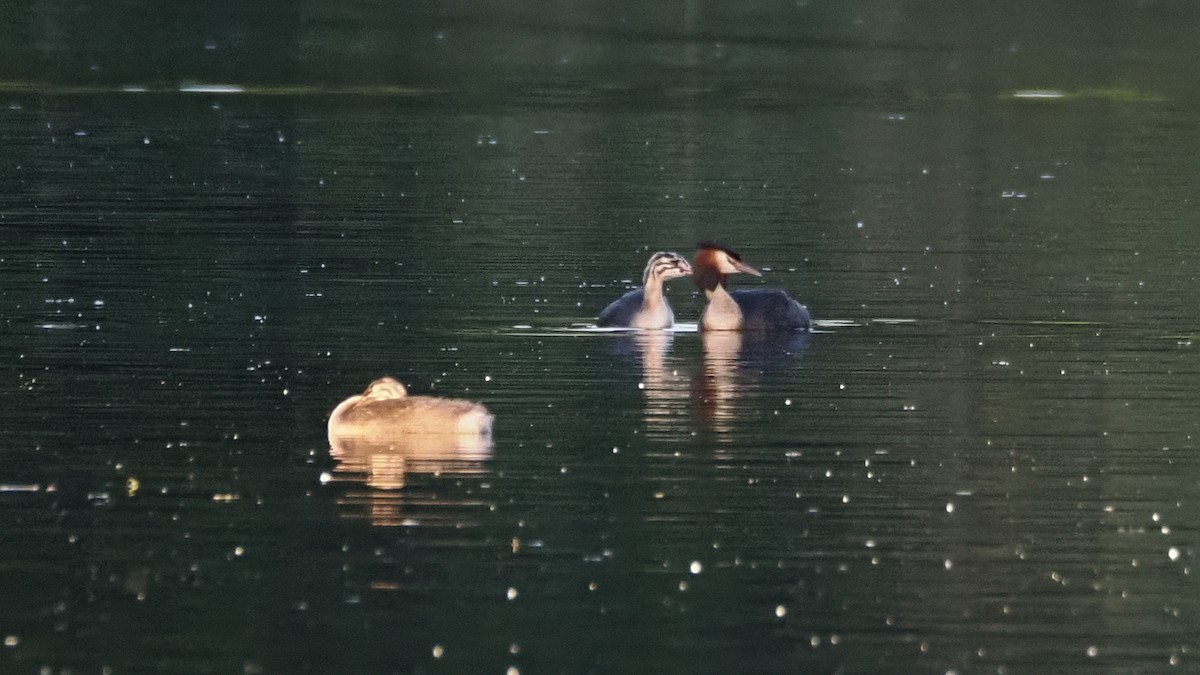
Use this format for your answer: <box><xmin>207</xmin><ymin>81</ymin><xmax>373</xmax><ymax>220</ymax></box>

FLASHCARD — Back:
<box><xmin>328</xmin><ymin>377</ymin><xmax>493</xmax><ymax>441</ymax></box>
<box><xmin>693</xmin><ymin>241</ymin><xmax>811</xmax><ymax>332</ymax></box>
<box><xmin>597</xmin><ymin>251</ymin><xmax>693</xmax><ymax>329</ymax></box>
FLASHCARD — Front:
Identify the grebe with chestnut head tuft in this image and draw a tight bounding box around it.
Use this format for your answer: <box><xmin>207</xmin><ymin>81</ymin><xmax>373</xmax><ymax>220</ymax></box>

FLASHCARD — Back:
<box><xmin>692</xmin><ymin>241</ymin><xmax>810</xmax><ymax>332</ymax></box>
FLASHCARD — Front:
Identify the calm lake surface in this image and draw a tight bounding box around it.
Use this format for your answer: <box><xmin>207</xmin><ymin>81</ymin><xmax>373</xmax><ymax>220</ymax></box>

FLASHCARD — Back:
<box><xmin>3</xmin><ymin>2</ymin><xmax>1200</xmax><ymax>673</ymax></box>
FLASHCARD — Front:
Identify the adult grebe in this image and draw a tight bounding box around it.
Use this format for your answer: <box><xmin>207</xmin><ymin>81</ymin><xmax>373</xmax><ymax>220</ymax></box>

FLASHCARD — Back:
<box><xmin>597</xmin><ymin>251</ymin><xmax>693</xmax><ymax>328</ymax></box>
<box><xmin>328</xmin><ymin>377</ymin><xmax>493</xmax><ymax>441</ymax></box>
<box><xmin>692</xmin><ymin>241</ymin><xmax>811</xmax><ymax>332</ymax></box>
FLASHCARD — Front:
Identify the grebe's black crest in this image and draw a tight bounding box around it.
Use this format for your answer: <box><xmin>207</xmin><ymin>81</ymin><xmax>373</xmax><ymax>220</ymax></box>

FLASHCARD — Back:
<box><xmin>697</xmin><ymin>240</ymin><xmax>744</xmax><ymax>260</ymax></box>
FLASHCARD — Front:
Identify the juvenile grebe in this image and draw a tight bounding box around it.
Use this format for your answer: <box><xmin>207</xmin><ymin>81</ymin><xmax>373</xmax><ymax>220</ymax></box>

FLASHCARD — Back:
<box><xmin>328</xmin><ymin>377</ymin><xmax>493</xmax><ymax>442</ymax></box>
<box><xmin>597</xmin><ymin>252</ymin><xmax>692</xmax><ymax>328</ymax></box>
<box><xmin>692</xmin><ymin>241</ymin><xmax>811</xmax><ymax>332</ymax></box>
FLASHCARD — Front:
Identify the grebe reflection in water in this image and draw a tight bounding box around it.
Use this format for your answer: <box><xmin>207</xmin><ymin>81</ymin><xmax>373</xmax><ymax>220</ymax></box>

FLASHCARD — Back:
<box><xmin>692</xmin><ymin>329</ymin><xmax>811</xmax><ymax>439</ymax></box>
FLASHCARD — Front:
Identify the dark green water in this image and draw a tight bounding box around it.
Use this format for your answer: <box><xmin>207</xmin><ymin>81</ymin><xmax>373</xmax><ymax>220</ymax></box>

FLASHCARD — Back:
<box><xmin>3</xmin><ymin>2</ymin><xmax>1200</xmax><ymax>673</ymax></box>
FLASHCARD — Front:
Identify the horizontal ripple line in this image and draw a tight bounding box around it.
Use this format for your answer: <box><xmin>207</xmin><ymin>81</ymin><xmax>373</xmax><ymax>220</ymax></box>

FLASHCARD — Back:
<box><xmin>0</xmin><ymin>81</ymin><xmax>439</xmax><ymax>97</ymax></box>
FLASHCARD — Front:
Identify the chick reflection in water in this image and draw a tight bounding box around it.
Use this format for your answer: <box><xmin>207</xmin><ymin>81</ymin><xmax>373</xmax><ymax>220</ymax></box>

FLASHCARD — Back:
<box><xmin>327</xmin><ymin>377</ymin><xmax>493</xmax><ymax>493</ymax></box>
<box><xmin>618</xmin><ymin>331</ymin><xmax>693</xmax><ymax>440</ymax></box>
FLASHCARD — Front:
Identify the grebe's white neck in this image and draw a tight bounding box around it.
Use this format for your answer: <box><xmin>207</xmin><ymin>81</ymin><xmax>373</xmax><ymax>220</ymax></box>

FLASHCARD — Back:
<box><xmin>700</xmin><ymin>283</ymin><xmax>743</xmax><ymax>331</ymax></box>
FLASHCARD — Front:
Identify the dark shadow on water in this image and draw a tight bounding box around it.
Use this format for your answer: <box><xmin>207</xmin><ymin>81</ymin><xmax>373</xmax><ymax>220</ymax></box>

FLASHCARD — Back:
<box><xmin>729</xmin><ymin>330</ymin><xmax>812</xmax><ymax>368</ymax></box>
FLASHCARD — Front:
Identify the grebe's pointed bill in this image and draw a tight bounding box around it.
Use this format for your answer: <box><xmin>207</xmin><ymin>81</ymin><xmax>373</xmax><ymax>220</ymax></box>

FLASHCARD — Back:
<box><xmin>731</xmin><ymin>258</ymin><xmax>762</xmax><ymax>277</ymax></box>
<box><xmin>695</xmin><ymin>240</ymin><xmax>762</xmax><ymax>277</ymax></box>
